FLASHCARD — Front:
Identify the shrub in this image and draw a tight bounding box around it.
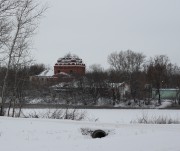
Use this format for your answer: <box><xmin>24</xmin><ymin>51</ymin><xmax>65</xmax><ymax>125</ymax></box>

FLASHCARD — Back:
<box><xmin>22</xmin><ymin>109</ymin><xmax>87</xmax><ymax>121</ymax></box>
<box><xmin>131</xmin><ymin>112</ymin><xmax>180</xmax><ymax>124</ymax></box>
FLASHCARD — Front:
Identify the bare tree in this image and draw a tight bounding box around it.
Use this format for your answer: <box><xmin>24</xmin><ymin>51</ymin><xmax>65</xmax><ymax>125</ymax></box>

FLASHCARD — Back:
<box><xmin>108</xmin><ymin>50</ymin><xmax>145</xmax><ymax>73</ymax></box>
<box><xmin>0</xmin><ymin>0</ymin><xmax>20</xmax><ymax>61</ymax></box>
<box><xmin>85</xmin><ymin>64</ymin><xmax>108</xmax><ymax>104</ymax></box>
<box><xmin>108</xmin><ymin>50</ymin><xmax>146</xmax><ymax>102</ymax></box>
<box><xmin>11</xmin><ymin>45</ymin><xmax>33</xmax><ymax>117</ymax></box>
<box><xmin>0</xmin><ymin>0</ymin><xmax>20</xmax><ymax>115</ymax></box>
<box><xmin>146</xmin><ymin>55</ymin><xmax>170</xmax><ymax>104</ymax></box>
<box><xmin>0</xmin><ymin>0</ymin><xmax>47</xmax><ymax>116</ymax></box>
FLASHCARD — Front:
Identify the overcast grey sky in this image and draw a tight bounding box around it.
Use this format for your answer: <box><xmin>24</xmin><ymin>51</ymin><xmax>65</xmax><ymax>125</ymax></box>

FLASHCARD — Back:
<box><xmin>34</xmin><ymin>0</ymin><xmax>180</xmax><ymax>69</ymax></box>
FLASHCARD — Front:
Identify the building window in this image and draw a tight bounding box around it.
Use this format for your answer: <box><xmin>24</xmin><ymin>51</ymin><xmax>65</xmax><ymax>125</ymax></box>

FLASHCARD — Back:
<box><xmin>70</xmin><ymin>70</ymin><xmax>73</xmax><ymax>74</ymax></box>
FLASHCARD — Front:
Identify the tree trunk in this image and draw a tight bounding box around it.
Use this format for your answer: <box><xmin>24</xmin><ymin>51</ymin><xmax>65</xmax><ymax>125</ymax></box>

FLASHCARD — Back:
<box><xmin>158</xmin><ymin>89</ymin><xmax>161</xmax><ymax>105</ymax></box>
<box><xmin>0</xmin><ymin>24</ymin><xmax>20</xmax><ymax>116</ymax></box>
<box><xmin>7</xmin><ymin>99</ymin><xmax>12</xmax><ymax>116</ymax></box>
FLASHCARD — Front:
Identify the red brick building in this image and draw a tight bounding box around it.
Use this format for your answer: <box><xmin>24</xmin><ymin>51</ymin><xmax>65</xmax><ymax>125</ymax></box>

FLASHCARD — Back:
<box><xmin>54</xmin><ymin>54</ymin><xmax>85</xmax><ymax>76</ymax></box>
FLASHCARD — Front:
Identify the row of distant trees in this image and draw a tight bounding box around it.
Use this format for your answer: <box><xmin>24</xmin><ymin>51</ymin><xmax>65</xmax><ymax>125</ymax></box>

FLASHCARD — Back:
<box><xmin>41</xmin><ymin>50</ymin><xmax>180</xmax><ymax>106</ymax></box>
<box><xmin>86</xmin><ymin>50</ymin><xmax>180</xmax><ymax>104</ymax></box>
<box><xmin>1</xmin><ymin>49</ymin><xmax>180</xmax><ymax>115</ymax></box>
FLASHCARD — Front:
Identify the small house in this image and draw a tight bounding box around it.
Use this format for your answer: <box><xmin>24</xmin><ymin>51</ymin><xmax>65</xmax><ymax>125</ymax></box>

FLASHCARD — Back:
<box><xmin>152</xmin><ymin>88</ymin><xmax>180</xmax><ymax>100</ymax></box>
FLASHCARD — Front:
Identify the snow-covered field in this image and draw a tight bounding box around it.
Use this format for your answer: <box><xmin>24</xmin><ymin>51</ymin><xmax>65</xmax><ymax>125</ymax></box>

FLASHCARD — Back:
<box><xmin>1</xmin><ymin>109</ymin><xmax>180</xmax><ymax>151</ymax></box>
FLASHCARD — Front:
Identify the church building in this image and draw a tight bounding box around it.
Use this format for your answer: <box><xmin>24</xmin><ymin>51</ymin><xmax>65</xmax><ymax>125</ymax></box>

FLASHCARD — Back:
<box><xmin>54</xmin><ymin>54</ymin><xmax>85</xmax><ymax>76</ymax></box>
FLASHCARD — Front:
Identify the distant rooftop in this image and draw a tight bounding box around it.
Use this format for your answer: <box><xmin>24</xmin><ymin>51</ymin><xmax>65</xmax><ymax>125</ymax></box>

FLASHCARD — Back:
<box><xmin>55</xmin><ymin>54</ymin><xmax>85</xmax><ymax>66</ymax></box>
<box><xmin>37</xmin><ymin>69</ymin><xmax>54</xmax><ymax>77</ymax></box>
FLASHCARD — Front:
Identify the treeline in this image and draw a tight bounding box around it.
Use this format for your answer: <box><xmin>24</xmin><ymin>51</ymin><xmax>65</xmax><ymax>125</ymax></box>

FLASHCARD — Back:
<box><xmin>27</xmin><ymin>50</ymin><xmax>180</xmax><ymax>107</ymax></box>
<box><xmin>1</xmin><ymin>49</ymin><xmax>180</xmax><ymax>115</ymax></box>
<box><xmin>86</xmin><ymin>50</ymin><xmax>180</xmax><ymax>105</ymax></box>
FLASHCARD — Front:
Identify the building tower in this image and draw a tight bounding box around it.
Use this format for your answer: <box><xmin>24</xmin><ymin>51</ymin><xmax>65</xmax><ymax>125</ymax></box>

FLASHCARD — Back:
<box><xmin>54</xmin><ymin>54</ymin><xmax>85</xmax><ymax>76</ymax></box>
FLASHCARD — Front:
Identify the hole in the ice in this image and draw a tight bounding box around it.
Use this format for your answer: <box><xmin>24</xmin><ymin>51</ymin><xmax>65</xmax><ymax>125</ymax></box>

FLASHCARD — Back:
<box><xmin>91</xmin><ymin>130</ymin><xmax>107</xmax><ymax>138</ymax></box>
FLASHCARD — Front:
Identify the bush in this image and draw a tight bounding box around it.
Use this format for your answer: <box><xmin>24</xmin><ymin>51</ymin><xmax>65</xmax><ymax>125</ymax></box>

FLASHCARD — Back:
<box><xmin>131</xmin><ymin>112</ymin><xmax>180</xmax><ymax>124</ymax></box>
<box><xmin>23</xmin><ymin>109</ymin><xmax>87</xmax><ymax>121</ymax></box>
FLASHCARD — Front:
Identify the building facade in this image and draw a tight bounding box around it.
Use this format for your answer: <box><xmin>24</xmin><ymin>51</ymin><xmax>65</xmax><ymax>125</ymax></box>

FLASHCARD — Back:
<box><xmin>29</xmin><ymin>69</ymin><xmax>57</xmax><ymax>85</ymax></box>
<box><xmin>152</xmin><ymin>88</ymin><xmax>180</xmax><ymax>100</ymax></box>
<box><xmin>54</xmin><ymin>55</ymin><xmax>85</xmax><ymax>76</ymax></box>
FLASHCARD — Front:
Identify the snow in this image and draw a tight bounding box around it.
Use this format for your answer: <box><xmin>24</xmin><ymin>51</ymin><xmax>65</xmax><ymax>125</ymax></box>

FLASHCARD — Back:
<box><xmin>157</xmin><ymin>100</ymin><xmax>173</xmax><ymax>108</ymax></box>
<box><xmin>56</xmin><ymin>55</ymin><xmax>84</xmax><ymax>66</ymax></box>
<box><xmin>1</xmin><ymin>109</ymin><xmax>180</xmax><ymax>151</ymax></box>
<box><xmin>58</xmin><ymin>72</ymin><xmax>70</xmax><ymax>76</ymax></box>
<box><xmin>38</xmin><ymin>69</ymin><xmax>54</xmax><ymax>76</ymax></box>
<box><xmin>21</xmin><ymin>109</ymin><xmax>180</xmax><ymax>124</ymax></box>
<box><xmin>28</xmin><ymin>98</ymin><xmax>44</xmax><ymax>104</ymax></box>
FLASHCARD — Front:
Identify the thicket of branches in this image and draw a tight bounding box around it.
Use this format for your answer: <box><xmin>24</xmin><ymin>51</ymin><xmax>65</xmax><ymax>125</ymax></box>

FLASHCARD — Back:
<box><xmin>85</xmin><ymin>50</ymin><xmax>180</xmax><ymax>105</ymax></box>
<box><xmin>0</xmin><ymin>0</ymin><xmax>47</xmax><ymax>116</ymax></box>
<box><xmin>1</xmin><ymin>49</ymin><xmax>180</xmax><ymax>115</ymax></box>
<box><xmin>34</xmin><ymin>51</ymin><xmax>180</xmax><ymax>107</ymax></box>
